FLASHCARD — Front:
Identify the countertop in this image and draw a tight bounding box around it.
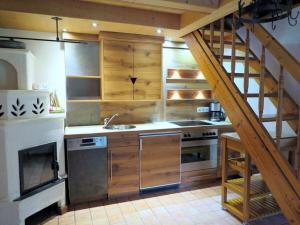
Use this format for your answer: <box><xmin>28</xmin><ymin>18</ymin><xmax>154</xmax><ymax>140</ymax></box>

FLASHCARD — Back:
<box><xmin>64</xmin><ymin>120</ymin><xmax>232</xmax><ymax>138</ymax></box>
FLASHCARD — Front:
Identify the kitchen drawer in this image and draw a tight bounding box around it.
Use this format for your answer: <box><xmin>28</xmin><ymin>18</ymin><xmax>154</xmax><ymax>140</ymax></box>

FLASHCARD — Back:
<box><xmin>108</xmin><ymin>133</ymin><xmax>139</xmax><ymax>147</ymax></box>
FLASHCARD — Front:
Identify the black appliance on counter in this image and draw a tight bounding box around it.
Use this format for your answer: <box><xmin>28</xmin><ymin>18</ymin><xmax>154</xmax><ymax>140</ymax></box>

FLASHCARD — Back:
<box><xmin>209</xmin><ymin>102</ymin><xmax>225</xmax><ymax>122</ymax></box>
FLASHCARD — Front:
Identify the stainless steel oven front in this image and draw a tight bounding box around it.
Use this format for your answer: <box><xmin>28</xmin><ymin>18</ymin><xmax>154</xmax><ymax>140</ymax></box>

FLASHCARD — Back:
<box><xmin>181</xmin><ymin>129</ymin><xmax>218</xmax><ymax>172</ymax></box>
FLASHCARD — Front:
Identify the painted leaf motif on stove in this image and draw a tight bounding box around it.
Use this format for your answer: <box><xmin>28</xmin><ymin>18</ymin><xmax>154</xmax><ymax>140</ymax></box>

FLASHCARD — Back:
<box><xmin>32</xmin><ymin>97</ymin><xmax>45</xmax><ymax>115</ymax></box>
<box><xmin>11</xmin><ymin>98</ymin><xmax>26</xmax><ymax>117</ymax></box>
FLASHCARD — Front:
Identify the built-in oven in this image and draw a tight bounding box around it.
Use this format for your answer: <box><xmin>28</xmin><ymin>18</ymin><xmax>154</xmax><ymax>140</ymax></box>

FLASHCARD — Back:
<box><xmin>181</xmin><ymin>129</ymin><xmax>218</xmax><ymax>172</ymax></box>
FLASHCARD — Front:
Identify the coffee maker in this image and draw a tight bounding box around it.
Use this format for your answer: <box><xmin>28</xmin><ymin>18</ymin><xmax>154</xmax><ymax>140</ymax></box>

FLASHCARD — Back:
<box><xmin>209</xmin><ymin>102</ymin><xmax>225</xmax><ymax>122</ymax></box>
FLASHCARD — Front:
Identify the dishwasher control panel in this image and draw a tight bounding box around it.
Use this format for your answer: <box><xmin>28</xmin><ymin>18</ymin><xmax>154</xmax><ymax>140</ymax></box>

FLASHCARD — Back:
<box><xmin>67</xmin><ymin>136</ymin><xmax>107</xmax><ymax>151</ymax></box>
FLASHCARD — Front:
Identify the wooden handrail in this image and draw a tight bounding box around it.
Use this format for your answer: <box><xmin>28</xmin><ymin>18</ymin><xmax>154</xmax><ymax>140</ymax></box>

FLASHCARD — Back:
<box><xmin>244</xmin><ymin>28</ymin><xmax>250</xmax><ymax>101</ymax></box>
<box><xmin>276</xmin><ymin>66</ymin><xmax>284</xmax><ymax>149</ymax></box>
<box><xmin>184</xmin><ymin>31</ymin><xmax>300</xmax><ymax>224</ymax></box>
<box><xmin>244</xmin><ymin>23</ymin><xmax>300</xmax><ymax>84</ymax></box>
<box><xmin>210</xmin><ymin>23</ymin><xmax>214</xmax><ymax>49</ymax></box>
<box><xmin>297</xmin><ymin>107</ymin><xmax>300</xmax><ymax>180</ymax></box>
<box><xmin>259</xmin><ymin>46</ymin><xmax>265</xmax><ymax>121</ymax></box>
<box><xmin>231</xmin><ymin>15</ymin><xmax>236</xmax><ymax>81</ymax></box>
<box><xmin>219</xmin><ymin>18</ymin><xmax>225</xmax><ymax>65</ymax></box>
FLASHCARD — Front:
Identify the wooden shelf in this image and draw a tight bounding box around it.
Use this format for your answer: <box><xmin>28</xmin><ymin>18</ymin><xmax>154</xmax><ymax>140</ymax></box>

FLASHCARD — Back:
<box><xmin>166</xmin><ymin>99</ymin><xmax>213</xmax><ymax>102</ymax></box>
<box><xmin>67</xmin><ymin>97</ymin><xmax>101</xmax><ymax>103</ymax></box>
<box><xmin>228</xmin><ymin>157</ymin><xmax>245</xmax><ymax>172</ymax></box>
<box><xmin>100</xmin><ymin>99</ymin><xmax>162</xmax><ymax>102</ymax></box>
<box><xmin>66</xmin><ymin>75</ymin><xmax>101</xmax><ymax>79</ymax></box>
<box><xmin>167</xmin><ymin>89</ymin><xmax>212</xmax><ymax>101</ymax></box>
<box><xmin>167</xmin><ymin>68</ymin><xmax>204</xmax><ymax>80</ymax></box>
<box><xmin>166</xmin><ymin>78</ymin><xmax>207</xmax><ymax>84</ymax></box>
<box><xmin>224</xmin><ymin>175</ymin><xmax>270</xmax><ymax>198</ymax></box>
<box><xmin>224</xmin><ymin>195</ymin><xmax>280</xmax><ymax>221</ymax></box>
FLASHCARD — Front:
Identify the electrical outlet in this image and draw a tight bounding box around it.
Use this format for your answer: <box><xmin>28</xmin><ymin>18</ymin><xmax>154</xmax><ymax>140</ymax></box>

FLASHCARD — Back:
<box><xmin>197</xmin><ymin>107</ymin><xmax>209</xmax><ymax>113</ymax></box>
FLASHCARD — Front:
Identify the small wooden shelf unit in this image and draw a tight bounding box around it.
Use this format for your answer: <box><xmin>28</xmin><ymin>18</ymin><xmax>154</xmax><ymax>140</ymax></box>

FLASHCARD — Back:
<box><xmin>221</xmin><ymin>134</ymin><xmax>281</xmax><ymax>224</ymax></box>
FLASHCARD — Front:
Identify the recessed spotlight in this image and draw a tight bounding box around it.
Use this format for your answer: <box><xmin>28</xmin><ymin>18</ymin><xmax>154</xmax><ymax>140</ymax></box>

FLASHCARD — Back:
<box><xmin>92</xmin><ymin>22</ymin><xmax>98</xmax><ymax>27</ymax></box>
<box><xmin>62</xmin><ymin>28</ymin><xmax>67</xmax><ymax>32</ymax></box>
<box><xmin>156</xmin><ymin>28</ymin><xmax>162</xmax><ymax>34</ymax></box>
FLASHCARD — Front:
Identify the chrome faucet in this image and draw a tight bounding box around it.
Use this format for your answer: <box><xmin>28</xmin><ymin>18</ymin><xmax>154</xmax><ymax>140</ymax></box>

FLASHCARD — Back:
<box><xmin>103</xmin><ymin>113</ymin><xmax>119</xmax><ymax>127</ymax></box>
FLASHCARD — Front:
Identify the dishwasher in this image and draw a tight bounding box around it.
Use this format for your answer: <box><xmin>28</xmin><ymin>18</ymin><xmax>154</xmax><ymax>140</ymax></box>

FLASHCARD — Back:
<box><xmin>66</xmin><ymin>136</ymin><xmax>107</xmax><ymax>204</ymax></box>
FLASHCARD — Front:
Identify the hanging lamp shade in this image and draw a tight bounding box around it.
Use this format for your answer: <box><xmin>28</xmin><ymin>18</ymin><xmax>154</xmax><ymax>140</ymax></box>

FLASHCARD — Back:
<box><xmin>238</xmin><ymin>0</ymin><xmax>299</xmax><ymax>30</ymax></box>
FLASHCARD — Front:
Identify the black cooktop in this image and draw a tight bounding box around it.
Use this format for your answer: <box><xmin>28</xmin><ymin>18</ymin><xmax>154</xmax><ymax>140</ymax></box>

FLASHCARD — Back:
<box><xmin>171</xmin><ymin>120</ymin><xmax>212</xmax><ymax>127</ymax></box>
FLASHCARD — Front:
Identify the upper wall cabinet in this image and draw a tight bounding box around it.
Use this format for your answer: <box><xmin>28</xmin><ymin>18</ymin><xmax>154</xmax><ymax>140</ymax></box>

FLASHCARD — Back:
<box><xmin>101</xmin><ymin>32</ymin><xmax>163</xmax><ymax>101</ymax></box>
<box><xmin>102</xmin><ymin>40</ymin><xmax>133</xmax><ymax>100</ymax></box>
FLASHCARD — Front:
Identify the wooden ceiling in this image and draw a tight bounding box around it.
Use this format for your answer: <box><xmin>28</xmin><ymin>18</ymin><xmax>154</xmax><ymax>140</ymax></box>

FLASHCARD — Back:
<box><xmin>0</xmin><ymin>0</ymin><xmax>245</xmax><ymax>40</ymax></box>
<box><xmin>82</xmin><ymin>0</ymin><xmax>220</xmax><ymax>13</ymax></box>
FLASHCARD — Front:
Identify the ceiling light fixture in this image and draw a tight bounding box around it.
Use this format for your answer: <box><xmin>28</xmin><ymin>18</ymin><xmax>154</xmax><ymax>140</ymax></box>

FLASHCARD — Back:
<box><xmin>156</xmin><ymin>28</ymin><xmax>162</xmax><ymax>34</ymax></box>
<box><xmin>92</xmin><ymin>22</ymin><xmax>98</xmax><ymax>27</ymax></box>
<box><xmin>238</xmin><ymin>0</ymin><xmax>299</xmax><ymax>30</ymax></box>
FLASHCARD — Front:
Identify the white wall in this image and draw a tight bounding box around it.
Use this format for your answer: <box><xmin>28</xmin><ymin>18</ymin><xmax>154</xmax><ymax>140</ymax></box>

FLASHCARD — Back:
<box><xmin>262</xmin><ymin>8</ymin><xmax>300</xmax><ymax>106</ymax></box>
<box><xmin>0</xmin><ymin>28</ymin><xmax>66</xmax><ymax>108</ymax></box>
<box><xmin>237</xmin><ymin>8</ymin><xmax>300</xmax><ymax>106</ymax></box>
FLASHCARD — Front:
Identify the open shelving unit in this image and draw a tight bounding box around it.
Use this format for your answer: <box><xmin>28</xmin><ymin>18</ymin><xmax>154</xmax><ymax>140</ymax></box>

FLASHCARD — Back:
<box><xmin>221</xmin><ymin>135</ymin><xmax>281</xmax><ymax>224</ymax></box>
<box><xmin>66</xmin><ymin>75</ymin><xmax>101</xmax><ymax>79</ymax></box>
<box><xmin>166</xmin><ymin>68</ymin><xmax>214</xmax><ymax>101</ymax></box>
<box><xmin>66</xmin><ymin>75</ymin><xmax>101</xmax><ymax>103</ymax></box>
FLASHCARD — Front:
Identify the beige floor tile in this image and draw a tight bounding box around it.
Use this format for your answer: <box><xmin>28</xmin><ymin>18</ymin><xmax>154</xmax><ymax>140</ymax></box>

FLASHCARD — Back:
<box><xmin>39</xmin><ymin>185</ymin><xmax>287</xmax><ymax>225</ymax></box>
<box><xmin>132</xmin><ymin>199</ymin><xmax>150</xmax><ymax>211</ymax></box>
<box><xmin>124</xmin><ymin>212</ymin><xmax>144</xmax><ymax>224</ymax></box>
<box><xmin>119</xmin><ymin>201</ymin><xmax>137</xmax><ymax>214</ymax></box>
<box><xmin>91</xmin><ymin>206</ymin><xmax>107</xmax><ymax>218</ymax></box>
<box><xmin>180</xmin><ymin>191</ymin><xmax>198</xmax><ymax>201</ymax></box>
<box><xmin>145</xmin><ymin>197</ymin><xmax>163</xmax><ymax>209</ymax></box>
<box><xmin>92</xmin><ymin>217</ymin><xmax>110</xmax><ymax>225</ymax></box>
<box><xmin>107</xmin><ymin>213</ymin><xmax>125</xmax><ymax>224</ymax></box>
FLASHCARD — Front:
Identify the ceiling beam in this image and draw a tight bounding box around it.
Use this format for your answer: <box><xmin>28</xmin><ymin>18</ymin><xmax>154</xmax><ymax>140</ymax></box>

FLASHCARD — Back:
<box><xmin>86</xmin><ymin>0</ymin><xmax>220</xmax><ymax>13</ymax></box>
<box><xmin>0</xmin><ymin>0</ymin><xmax>180</xmax><ymax>29</ymax></box>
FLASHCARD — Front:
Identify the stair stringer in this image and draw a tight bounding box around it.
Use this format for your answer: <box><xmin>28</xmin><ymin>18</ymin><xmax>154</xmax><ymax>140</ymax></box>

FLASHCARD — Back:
<box><xmin>184</xmin><ymin>30</ymin><xmax>300</xmax><ymax>225</ymax></box>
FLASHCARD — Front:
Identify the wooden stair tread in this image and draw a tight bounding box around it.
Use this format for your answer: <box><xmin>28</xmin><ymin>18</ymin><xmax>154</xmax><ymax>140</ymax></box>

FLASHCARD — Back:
<box><xmin>261</xmin><ymin>113</ymin><xmax>299</xmax><ymax>122</ymax></box>
<box><xmin>224</xmin><ymin>195</ymin><xmax>280</xmax><ymax>220</ymax></box>
<box><xmin>227</xmin><ymin>72</ymin><xmax>260</xmax><ymax>78</ymax></box>
<box><xmin>218</xmin><ymin>55</ymin><xmax>257</xmax><ymax>61</ymax></box>
<box><xmin>225</xmin><ymin>175</ymin><xmax>270</xmax><ymax>198</ymax></box>
<box><xmin>166</xmin><ymin>78</ymin><xmax>207</xmax><ymax>84</ymax></box>
<box><xmin>242</xmin><ymin>93</ymin><xmax>278</xmax><ymax>98</ymax></box>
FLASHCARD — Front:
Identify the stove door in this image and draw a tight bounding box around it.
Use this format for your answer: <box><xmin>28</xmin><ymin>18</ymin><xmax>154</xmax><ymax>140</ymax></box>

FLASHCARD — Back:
<box><xmin>181</xmin><ymin>141</ymin><xmax>218</xmax><ymax>172</ymax></box>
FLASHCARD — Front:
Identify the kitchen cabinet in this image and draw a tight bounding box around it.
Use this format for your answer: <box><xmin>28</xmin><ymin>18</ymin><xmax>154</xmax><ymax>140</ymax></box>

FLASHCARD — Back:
<box><xmin>108</xmin><ymin>133</ymin><xmax>139</xmax><ymax>198</ymax></box>
<box><xmin>102</xmin><ymin>36</ymin><xmax>162</xmax><ymax>100</ymax></box>
<box><xmin>139</xmin><ymin>132</ymin><xmax>181</xmax><ymax>189</ymax></box>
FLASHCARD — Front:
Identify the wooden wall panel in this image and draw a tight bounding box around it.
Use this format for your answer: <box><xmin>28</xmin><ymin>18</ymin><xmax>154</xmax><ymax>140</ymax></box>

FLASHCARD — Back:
<box><xmin>100</xmin><ymin>100</ymin><xmax>163</xmax><ymax>124</ymax></box>
<box><xmin>166</xmin><ymin>100</ymin><xmax>210</xmax><ymax>121</ymax></box>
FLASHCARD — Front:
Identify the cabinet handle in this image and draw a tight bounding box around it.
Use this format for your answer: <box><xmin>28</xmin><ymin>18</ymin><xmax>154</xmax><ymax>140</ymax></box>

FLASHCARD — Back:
<box><xmin>140</xmin><ymin>139</ymin><xmax>143</xmax><ymax>151</ymax></box>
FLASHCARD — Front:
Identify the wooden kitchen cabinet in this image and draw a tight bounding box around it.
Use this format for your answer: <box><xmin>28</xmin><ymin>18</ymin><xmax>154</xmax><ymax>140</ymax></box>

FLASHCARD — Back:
<box><xmin>108</xmin><ymin>134</ymin><xmax>139</xmax><ymax>198</ymax></box>
<box><xmin>102</xmin><ymin>40</ymin><xmax>134</xmax><ymax>100</ymax></box>
<box><xmin>133</xmin><ymin>42</ymin><xmax>162</xmax><ymax>100</ymax></box>
<box><xmin>140</xmin><ymin>132</ymin><xmax>181</xmax><ymax>189</ymax></box>
<box><xmin>101</xmin><ymin>33</ymin><xmax>162</xmax><ymax>100</ymax></box>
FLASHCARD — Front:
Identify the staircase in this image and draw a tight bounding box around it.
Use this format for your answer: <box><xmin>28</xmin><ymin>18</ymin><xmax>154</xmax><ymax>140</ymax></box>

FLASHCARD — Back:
<box><xmin>184</xmin><ymin>14</ymin><xmax>300</xmax><ymax>225</ymax></box>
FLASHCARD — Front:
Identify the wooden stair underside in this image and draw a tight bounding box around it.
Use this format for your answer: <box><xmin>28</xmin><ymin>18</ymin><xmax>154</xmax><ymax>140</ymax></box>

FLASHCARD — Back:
<box><xmin>184</xmin><ymin>30</ymin><xmax>300</xmax><ymax>225</ymax></box>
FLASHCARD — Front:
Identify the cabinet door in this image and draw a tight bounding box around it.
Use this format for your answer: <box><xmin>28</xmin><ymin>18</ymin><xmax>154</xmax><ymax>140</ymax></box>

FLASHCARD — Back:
<box><xmin>133</xmin><ymin>42</ymin><xmax>162</xmax><ymax>100</ymax></box>
<box><xmin>108</xmin><ymin>145</ymin><xmax>139</xmax><ymax>198</ymax></box>
<box><xmin>140</xmin><ymin>133</ymin><xmax>181</xmax><ymax>189</ymax></box>
<box><xmin>103</xmin><ymin>40</ymin><xmax>133</xmax><ymax>100</ymax></box>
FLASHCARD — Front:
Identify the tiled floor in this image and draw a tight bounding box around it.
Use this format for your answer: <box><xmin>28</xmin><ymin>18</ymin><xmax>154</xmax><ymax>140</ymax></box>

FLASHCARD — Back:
<box><xmin>39</xmin><ymin>185</ymin><xmax>287</xmax><ymax>225</ymax></box>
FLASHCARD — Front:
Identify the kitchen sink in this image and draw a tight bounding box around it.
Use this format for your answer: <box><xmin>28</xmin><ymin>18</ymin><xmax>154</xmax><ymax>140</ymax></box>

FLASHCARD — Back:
<box><xmin>170</xmin><ymin>120</ymin><xmax>212</xmax><ymax>127</ymax></box>
<box><xmin>103</xmin><ymin>124</ymin><xmax>136</xmax><ymax>130</ymax></box>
